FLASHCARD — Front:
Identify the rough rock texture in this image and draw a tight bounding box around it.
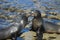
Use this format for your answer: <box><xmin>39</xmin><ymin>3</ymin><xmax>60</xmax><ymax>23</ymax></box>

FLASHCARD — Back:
<box><xmin>20</xmin><ymin>31</ymin><xmax>36</xmax><ymax>40</ymax></box>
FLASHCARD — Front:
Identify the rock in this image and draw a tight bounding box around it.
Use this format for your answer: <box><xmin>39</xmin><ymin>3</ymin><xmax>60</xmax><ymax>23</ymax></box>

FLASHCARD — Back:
<box><xmin>20</xmin><ymin>31</ymin><xmax>37</xmax><ymax>40</ymax></box>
